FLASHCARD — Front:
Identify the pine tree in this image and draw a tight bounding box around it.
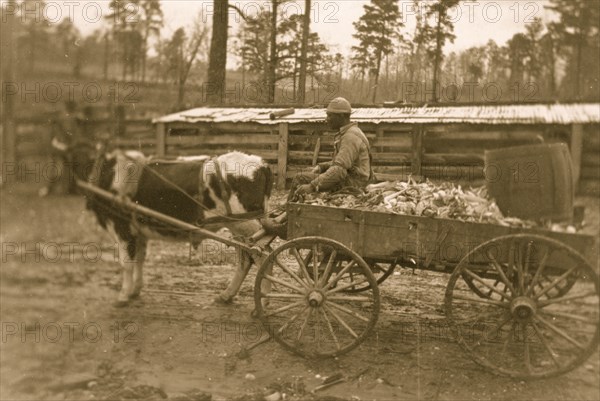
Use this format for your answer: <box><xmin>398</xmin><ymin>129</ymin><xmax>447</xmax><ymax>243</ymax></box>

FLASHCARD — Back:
<box><xmin>414</xmin><ymin>0</ymin><xmax>460</xmax><ymax>102</ymax></box>
<box><xmin>546</xmin><ymin>0</ymin><xmax>600</xmax><ymax>100</ymax></box>
<box><xmin>351</xmin><ymin>0</ymin><xmax>403</xmax><ymax>103</ymax></box>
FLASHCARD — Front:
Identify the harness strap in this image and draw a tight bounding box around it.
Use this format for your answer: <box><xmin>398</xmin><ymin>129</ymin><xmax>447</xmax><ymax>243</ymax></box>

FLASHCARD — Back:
<box><xmin>212</xmin><ymin>158</ymin><xmax>233</xmax><ymax>216</ymax></box>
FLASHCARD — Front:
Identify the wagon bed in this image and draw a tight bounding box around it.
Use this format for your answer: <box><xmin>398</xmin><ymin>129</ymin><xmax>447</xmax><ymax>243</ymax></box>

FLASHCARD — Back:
<box><xmin>287</xmin><ymin>203</ymin><xmax>598</xmax><ymax>270</ymax></box>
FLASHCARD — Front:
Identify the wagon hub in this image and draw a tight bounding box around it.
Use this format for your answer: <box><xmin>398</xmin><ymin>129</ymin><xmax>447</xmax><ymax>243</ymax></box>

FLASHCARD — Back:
<box><xmin>510</xmin><ymin>296</ymin><xmax>537</xmax><ymax>320</ymax></box>
<box><xmin>308</xmin><ymin>291</ymin><xmax>324</xmax><ymax>307</ymax></box>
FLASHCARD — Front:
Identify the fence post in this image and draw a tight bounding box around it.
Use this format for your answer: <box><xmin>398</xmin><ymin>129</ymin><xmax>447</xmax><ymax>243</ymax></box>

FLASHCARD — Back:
<box><xmin>411</xmin><ymin>124</ymin><xmax>423</xmax><ymax>178</ymax></box>
<box><xmin>156</xmin><ymin>123</ymin><xmax>166</xmax><ymax>157</ymax></box>
<box><xmin>277</xmin><ymin>122</ymin><xmax>289</xmax><ymax>189</ymax></box>
<box><xmin>570</xmin><ymin>123</ymin><xmax>583</xmax><ymax>191</ymax></box>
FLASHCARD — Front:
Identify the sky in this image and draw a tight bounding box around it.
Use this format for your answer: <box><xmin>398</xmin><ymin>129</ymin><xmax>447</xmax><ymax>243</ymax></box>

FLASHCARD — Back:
<box><xmin>5</xmin><ymin>0</ymin><xmax>556</xmax><ymax>59</ymax></box>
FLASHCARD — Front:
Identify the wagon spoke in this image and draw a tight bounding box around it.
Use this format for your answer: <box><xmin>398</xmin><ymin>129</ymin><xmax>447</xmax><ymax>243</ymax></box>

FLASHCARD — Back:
<box><xmin>523</xmin><ymin>241</ymin><xmax>532</xmax><ymax>283</ymax></box>
<box><xmin>534</xmin><ymin>265</ymin><xmax>580</xmax><ymax>300</ymax></box>
<box><xmin>502</xmin><ymin>322</ymin><xmax>515</xmax><ymax>354</ymax></box>
<box><xmin>452</xmin><ymin>294</ymin><xmax>509</xmax><ymax>308</ymax></box>
<box><xmin>324</xmin><ymin>261</ymin><xmax>357</xmax><ymax>290</ymax></box>
<box><xmin>327</xmin><ymin>277</ymin><xmax>369</xmax><ymax>295</ymax></box>
<box><xmin>327</xmin><ymin>294</ymin><xmax>372</xmax><ymax>302</ymax></box>
<box><xmin>318</xmin><ymin>250</ymin><xmax>337</xmax><ymax>288</ymax></box>
<box><xmin>462</xmin><ymin>269</ymin><xmax>514</xmax><ymax>300</ymax></box>
<box><xmin>320</xmin><ymin>308</ymin><xmax>340</xmax><ymax>350</ymax></box>
<box><xmin>524</xmin><ymin>324</ymin><xmax>532</xmax><ymax>374</ymax></box>
<box><xmin>312</xmin><ymin>245</ymin><xmax>319</xmax><ymax>285</ymax></box>
<box><xmin>513</xmin><ymin>241</ymin><xmax>525</xmax><ymax>295</ymax></box>
<box><xmin>264</xmin><ymin>274</ymin><xmax>306</xmax><ymax>295</ymax></box>
<box><xmin>534</xmin><ymin>314</ymin><xmax>585</xmax><ymax>349</ymax></box>
<box><xmin>324</xmin><ymin>305</ymin><xmax>359</xmax><ymax>338</ymax></box>
<box><xmin>487</xmin><ymin>252</ymin><xmax>516</xmax><ymax>296</ymax></box>
<box><xmin>482</xmin><ymin>314</ymin><xmax>513</xmax><ymax>342</ymax></box>
<box><xmin>265</xmin><ymin>300</ymin><xmax>305</xmax><ymax>317</ymax></box>
<box><xmin>531</xmin><ymin>320</ymin><xmax>561</xmax><ymax>368</ymax></box>
<box><xmin>277</xmin><ymin>306</ymin><xmax>309</xmax><ymax>334</ymax></box>
<box><xmin>262</xmin><ymin>292</ymin><xmax>305</xmax><ymax>299</ymax></box>
<box><xmin>275</xmin><ymin>260</ymin><xmax>311</xmax><ymax>290</ymax></box>
<box><xmin>327</xmin><ymin>300</ymin><xmax>370</xmax><ymax>322</ymax></box>
<box><xmin>297</xmin><ymin>308</ymin><xmax>313</xmax><ymax>341</ymax></box>
<box><xmin>537</xmin><ymin>290</ymin><xmax>597</xmax><ymax>307</ymax></box>
<box><xmin>292</xmin><ymin>248</ymin><xmax>313</xmax><ymax>285</ymax></box>
<box><xmin>348</xmin><ymin>271</ymin><xmax>357</xmax><ymax>291</ymax></box>
<box><xmin>537</xmin><ymin>309</ymin><xmax>598</xmax><ymax>324</ymax></box>
<box><xmin>526</xmin><ymin>245</ymin><xmax>550</xmax><ymax>296</ymax></box>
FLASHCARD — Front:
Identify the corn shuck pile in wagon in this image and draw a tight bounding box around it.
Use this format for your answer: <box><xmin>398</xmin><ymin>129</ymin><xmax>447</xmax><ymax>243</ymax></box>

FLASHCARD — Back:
<box><xmin>299</xmin><ymin>178</ymin><xmax>578</xmax><ymax>233</ymax></box>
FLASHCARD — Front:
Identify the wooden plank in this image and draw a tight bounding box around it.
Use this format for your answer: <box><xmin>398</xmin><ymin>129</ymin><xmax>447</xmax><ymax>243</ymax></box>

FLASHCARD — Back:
<box><xmin>371</xmin><ymin>152</ymin><xmax>412</xmax><ymax>164</ymax></box>
<box><xmin>155</xmin><ymin>123</ymin><xmax>166</xmax><ymax>157</ymax></box>
<box><xmin>570</xmin><ymin>124</ymin><xmax>583</xmax><ymax>190</ymax></box>
<box><xmin>581</xmin><ymin>166</ymin><xmax>600</xmax><ymax>179</ymax></box>
<box><xmin>166</xmin><ymin>133</ymin><xmax>278</xmax><ymax>146</ymax></box>
<box><xmin>412</xmin><ymin>125</ymin><xmax>423</xmax><ymax>176</ymax></box>
<box><xmin>371</xmin><ymin>136</ymin><xmax>412</xmax><ymax>147</ymax></box>
<box><xmin>582</xmin><ymin>152</ymin><xmax>600</xmax><ymax>166</ymax></box>
<box><xmin>208</xmin><ymin>122</ymin><xmax>277</xmax><ymax>133</ymax></box>
<box><xmin>277</xmin><ymin>123</ymin><xmax>289</xmax><ymax>189</ymax></box>
<box><xmin>114</xmin><ymin>138</ymin><xmax>157</xmax><ymax>146</ymax></box>
<box><xmin>422</xmin><ymin>153</ymin><xmax>485</xmax><ymax>165</ymax></box>
<box><xmin>578</xmin><ymin>180</ymin><xmax>600</xmax><ymax>196</ymax></box>
<box><xmin>424</xmin><ymin>130</ymin><xmax>543</xmax><ymax>140</ymax></box>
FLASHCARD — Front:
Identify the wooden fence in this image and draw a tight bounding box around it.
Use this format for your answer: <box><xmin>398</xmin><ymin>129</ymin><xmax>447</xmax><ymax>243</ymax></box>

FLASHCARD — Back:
<box><xmin>155</xmin><ymin>120</ymin><xmax>596</xmax><ymax>193</ymax></box>
<box><xmin>6</xmin><ymin>115</ymin><xmax>599</xmax><ymax>196</ymax></box>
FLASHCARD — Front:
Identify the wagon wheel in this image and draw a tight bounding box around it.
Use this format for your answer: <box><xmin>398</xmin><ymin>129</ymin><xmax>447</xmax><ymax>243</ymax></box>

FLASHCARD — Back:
<box><xmin>254</xmin><ymin>236</ymin><xmax>380</xmax><ymax>358</ymax></box>
<box><xmin>462</xmin><ymin>267</ymin><xmax>578</xmax><ymax>301</ymax></box>
<box><xmin>445</xmin><ymin>234</ymin><xmax>599</xmax><ymax>379</ymax></box>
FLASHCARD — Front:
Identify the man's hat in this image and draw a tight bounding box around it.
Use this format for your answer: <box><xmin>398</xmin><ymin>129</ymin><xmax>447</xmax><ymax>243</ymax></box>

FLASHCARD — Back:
<box><xmin>326</xmin><ymin>97</ymin><xmax>352</xmax><ymax>114</ymax></box>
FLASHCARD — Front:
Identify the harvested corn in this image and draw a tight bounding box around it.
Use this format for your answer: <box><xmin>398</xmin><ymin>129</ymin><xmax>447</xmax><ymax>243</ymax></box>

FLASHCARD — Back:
<box><xmin>299</xmin><ymin>178</ymin><xmax>577</xmax><ymax>232</ymax></box>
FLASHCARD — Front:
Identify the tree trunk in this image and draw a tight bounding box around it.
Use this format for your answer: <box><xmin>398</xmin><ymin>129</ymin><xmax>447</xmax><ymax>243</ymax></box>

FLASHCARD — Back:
<box><xmin>297</xmin><ymin>0</ymin><xmax>311</xmax><ymax>104</ymax></box>
<box><xmin>103</xmin><ymin>34</ymin><xmax>109</xmax><ymax>81</ymax></box>
<box><xmin>372</xmin><ymin>49</ymin><xmax>382</xmax><ymax>104</ymax></box>
<box><xmin>206</xmin><ymin>0</ymin><xmax>229</xmax><ymax>105</ymax></box>
<box><xmin>575</xmin><ymin>30</ymin><xmax>583</xmax><ymax>100</ymax></box>
<box><xmin>432</xmin><ymin>12</ymin><xmax>442</xmax><ymax>103</ymax></box>
<box><xmin>267</xmin><ymin>0</ymin><xmax>279</xmax><ymax>103</ymax></box>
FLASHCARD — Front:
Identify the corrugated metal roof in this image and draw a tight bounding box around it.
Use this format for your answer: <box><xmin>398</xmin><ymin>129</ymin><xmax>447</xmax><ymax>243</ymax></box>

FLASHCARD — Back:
<box><xmin>153</xmin><ymin>103</ymin><xmax>600</xmax><ymax>125</ymax></box>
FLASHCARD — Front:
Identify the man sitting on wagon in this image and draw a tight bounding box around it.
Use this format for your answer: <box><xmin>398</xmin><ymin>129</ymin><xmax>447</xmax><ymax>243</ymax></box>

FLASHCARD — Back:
<box><xmin>261</xmin><ymin>97</ymin><xmax>374</xmax><ymax>238</ymax></box>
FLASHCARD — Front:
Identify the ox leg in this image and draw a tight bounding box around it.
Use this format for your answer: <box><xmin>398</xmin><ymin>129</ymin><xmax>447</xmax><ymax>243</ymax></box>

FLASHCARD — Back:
<box><xmin>115</xmin><ymin>236</ymin><xmax>145</xmax><ymax>307</ymax></box>
<box><xmin>216</xmin><ymin>248</ymin><xmax>253</xmax><ymax>304</ymax></box>
<box><xmin>130</xmin><ymin>237</ymin><xmax>148</xmax><ymax>299</ymax></box>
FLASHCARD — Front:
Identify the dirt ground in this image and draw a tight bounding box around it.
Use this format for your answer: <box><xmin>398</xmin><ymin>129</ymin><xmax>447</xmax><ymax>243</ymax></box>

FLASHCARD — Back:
<box><xmin>1</xmin><ymin>184</ymin><xmax>599</xmax><ymax>401</ymax></box>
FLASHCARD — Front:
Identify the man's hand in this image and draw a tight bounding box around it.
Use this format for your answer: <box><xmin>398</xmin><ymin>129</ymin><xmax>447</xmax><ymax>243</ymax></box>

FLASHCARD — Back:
<box><xmin>311</xmin><ymin>165</ymin><xmax>320</xmax><ymax>174</ymax></box>
<box><xmin>295</xmin><ymin>183</ymin><xmax>315</xmax><ymax>197</ymax></box>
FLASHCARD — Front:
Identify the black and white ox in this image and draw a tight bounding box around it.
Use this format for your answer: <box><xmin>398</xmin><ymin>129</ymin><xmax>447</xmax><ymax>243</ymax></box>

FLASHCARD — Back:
<box><xmin>80</xmin><ymin>149</ymin><xmax>273</xmax><ymax>307</ymax></box>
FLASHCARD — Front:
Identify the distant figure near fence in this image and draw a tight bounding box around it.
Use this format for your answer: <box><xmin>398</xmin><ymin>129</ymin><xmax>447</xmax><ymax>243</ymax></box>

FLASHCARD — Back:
<box><xmin>39</xmin><ymin>101</ymin><xmax>89</xmax><ymax>196</ymax></box>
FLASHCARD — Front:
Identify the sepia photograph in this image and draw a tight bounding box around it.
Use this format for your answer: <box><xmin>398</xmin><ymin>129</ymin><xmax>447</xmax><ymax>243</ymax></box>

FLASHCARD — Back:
<box><xmin>1</xmin><ymin>1</ymin><xmax>599</xmax><ymax>400</ymax></box>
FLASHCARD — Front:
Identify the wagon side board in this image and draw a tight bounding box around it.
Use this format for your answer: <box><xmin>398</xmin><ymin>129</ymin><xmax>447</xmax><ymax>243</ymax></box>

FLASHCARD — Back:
<box><xmin>287</xmin><ymin>203</ymin><xmax>598</xmax><ymax>272</ymax></box>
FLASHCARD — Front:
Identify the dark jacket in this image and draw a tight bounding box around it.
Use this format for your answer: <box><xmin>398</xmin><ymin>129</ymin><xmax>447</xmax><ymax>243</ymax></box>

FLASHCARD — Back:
<box><xmin>311</xmin><ymin>122</ymin><xmax>372</xmax><ymax>191</ymax></box>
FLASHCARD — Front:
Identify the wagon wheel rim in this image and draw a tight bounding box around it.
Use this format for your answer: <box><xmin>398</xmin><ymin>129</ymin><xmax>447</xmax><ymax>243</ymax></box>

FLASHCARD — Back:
<box><xmin>445</xmin><ymin>234</ymin><xmax>600</xmax><ymax>379</ymax></box>
<box><xmin>254</xmin><ymin>236</ymin><xmax>380</xmax><ymax>358</ymax></box>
